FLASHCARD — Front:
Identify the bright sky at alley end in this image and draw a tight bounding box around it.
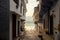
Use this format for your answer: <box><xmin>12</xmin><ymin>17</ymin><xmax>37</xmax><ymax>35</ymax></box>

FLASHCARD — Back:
<box><xmin>26</xmin><ymin>0</ymin><xmax>39</xmax><ymax>17</ymax></box>
<box><xmin>25</xmin><ymin>0</ymin><xmax>39</xmax><ymax>30</ymax></box>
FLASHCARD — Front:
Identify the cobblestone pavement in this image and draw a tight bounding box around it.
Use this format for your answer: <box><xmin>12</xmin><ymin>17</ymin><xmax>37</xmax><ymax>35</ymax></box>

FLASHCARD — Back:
<box><xmin>23</xmin><ymin>35</ymin><xmax>41</xmax><ymax>40</ymax></box>
<box><xmin>43</xmin><ymin>33</ymin><xmax>53</xmax><ymax>40</ymax></box>
<box><xmin>42</xmin><ymin>29</ymin><xmax>53</xmax><ymax>40</ymax></box>
<box><xmin>20</xmin><ymin>30</ymin><xmax>41</xmax><ymax>40</ymax></box>
<box><xmin>20</xmin><ymin>29</ymin><xmax>53</xmax><ymax>40</ymax></box>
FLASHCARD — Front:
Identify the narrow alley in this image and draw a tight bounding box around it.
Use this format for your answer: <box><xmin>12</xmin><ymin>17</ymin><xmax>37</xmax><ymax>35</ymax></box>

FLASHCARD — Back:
<box><xmin>0</xmin><ymin>0</ymin><xmax>60</xmax><ymax>40</ymax></box>
<box><xmin>22</xmin><ymin>29</ymin><xmax>40</xmax><ymax>40</ymax></box>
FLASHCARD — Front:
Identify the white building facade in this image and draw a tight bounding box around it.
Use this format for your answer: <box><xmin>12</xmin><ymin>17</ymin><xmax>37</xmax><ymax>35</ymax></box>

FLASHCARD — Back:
<box><xmin>10</xmin><ymin>0</ymin><xmax>27</xmax><ymax>40</ymax></box>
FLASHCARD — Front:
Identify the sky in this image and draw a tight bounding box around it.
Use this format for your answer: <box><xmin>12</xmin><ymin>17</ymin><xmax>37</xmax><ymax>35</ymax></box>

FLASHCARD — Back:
<box><xmin>26</xmin><ymin>0</ymin><xmax>39</xmax><ymax>17</ymax></box>
<box><xmin>25</xmin><ymin>0</ymin><xmax>39</xmax><ymax>30</ymax></box>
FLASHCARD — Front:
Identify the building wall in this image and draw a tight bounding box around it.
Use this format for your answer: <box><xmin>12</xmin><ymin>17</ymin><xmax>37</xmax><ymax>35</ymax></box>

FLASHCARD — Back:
<box><xmin>0</xmin><ymin>0</ymin><xmax>27</xmax><ymax>40</ymax></box>
<box><xmin>33</xmin><ymin>6</ymin><xmax>44</xmax><ymax>36</ymax></box>
<box><xmin>50</xmin><ymin>0</ymin><xmax>60</xmax><ymax>40</ymax></box>
<box><xmin>33</xmin><ymin>6</ymin><xmax>39</xmax><ymax>22</ymax></box>
<box><xmin>10</xmin><ymin>12</ymin><xmax>12</xmax><ymax>40</ymax></box>
<box><xmin>20</xmin><ymin>0</ymin><xmax>27</xmax><ymax>21</ymax></box>
<box><xmin>43</xmin><ymin>12</ymin><xmax>49</xmax><ymax>33</ymax></box>
<box><xmin>10</xmin><ymin>0</ymin><xmax>21</xmax><ymax>40</ymax></box>
<box><xmin>10</xmin><ymin>0</ymin><xmax>22</xmax><ymax>16</ymax></box>
<box><xmin>39</xmin><ymin>0</ymin><xmax>42</xmax><ymax>12</ymax></box>
<box><xmin>10</xmin><ymin>12</ymin><xmax>21</xmax><ymax>40</ymax></box>
<box><xmin>38</xmin><ymin>23</ymin><xmax>44</xmax><ymax>35</ymax></box>
<box><xmin>0</xmin><ymin>0</ymin><xmax>9</xmax><ymax>40</ymax></box>
<box><xmin>33</xmin><ymin>12</ymin><xmax>39</xmax><ymax>22</ymax></box>
<box><xmin>19</xmin><ymin>0</ymin><xmax>27</xmax><ymax>39</ymax></box>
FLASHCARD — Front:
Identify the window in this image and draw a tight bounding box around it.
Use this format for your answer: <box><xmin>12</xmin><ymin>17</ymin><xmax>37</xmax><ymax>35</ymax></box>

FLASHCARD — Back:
<box><xmin>13</xmin><ymin>0</ymin><xmax>19</xmax><ymax>9</ymax></box>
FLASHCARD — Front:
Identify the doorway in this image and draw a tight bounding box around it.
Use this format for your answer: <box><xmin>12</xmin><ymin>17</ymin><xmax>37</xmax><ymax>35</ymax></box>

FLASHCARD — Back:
<box><xmin>18</xmin><ymin>21</ymin><xmax>20</xmax><ymax>36</ymax></box>
<box><xmin>12</xmin><ymin>14</ymin><xmax>16</xmax><ymax>40</ymax></box>
<box><xmin>50</xmin><ymin>15</ymin><xmax>53</xmax><ymax>35</ymax></box>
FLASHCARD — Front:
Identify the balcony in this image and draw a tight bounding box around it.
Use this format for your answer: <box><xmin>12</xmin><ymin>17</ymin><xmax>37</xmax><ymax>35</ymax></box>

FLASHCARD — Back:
<box><xmin>20</xmin><ymin>15</ymin><xmax>25</xmax><ymax>21</ymax></box>
<box><xmin>10</xmin><ymin>0</ymin><xmax>22</xmax><ymax>16</ymax></box>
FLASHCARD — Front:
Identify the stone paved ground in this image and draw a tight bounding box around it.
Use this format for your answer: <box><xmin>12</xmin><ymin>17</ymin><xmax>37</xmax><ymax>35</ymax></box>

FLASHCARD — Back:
<box><xmin>43</xmin><ymin>33</ymin><xmax>53</xmax><ymax>40</ymax></box>
<box><xmin>23</xmin><ymin>35</ymin><xmax>41</xmax><ymax>40</ymax></box>
<box><xmin>20</xmin><ymin>29</ymin><xmax>53</xmax><ymax>40</ymax></box>
<box><xmin>42</xmin><ymin>29</ymin><xmax>53</xmax><ymax>40</ymax></box>
<box><xmin>20</xmin><ymin>30</ymin><xmax>41</xmax><ymax>40</ymax></box>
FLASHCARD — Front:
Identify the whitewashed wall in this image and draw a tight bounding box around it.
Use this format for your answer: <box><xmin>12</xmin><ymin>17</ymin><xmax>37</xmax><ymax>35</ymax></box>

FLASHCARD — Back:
<box><xmin>50</xmin><ymin>0</ymin><xmax>60</xmax><ymax>40</ymax></box>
